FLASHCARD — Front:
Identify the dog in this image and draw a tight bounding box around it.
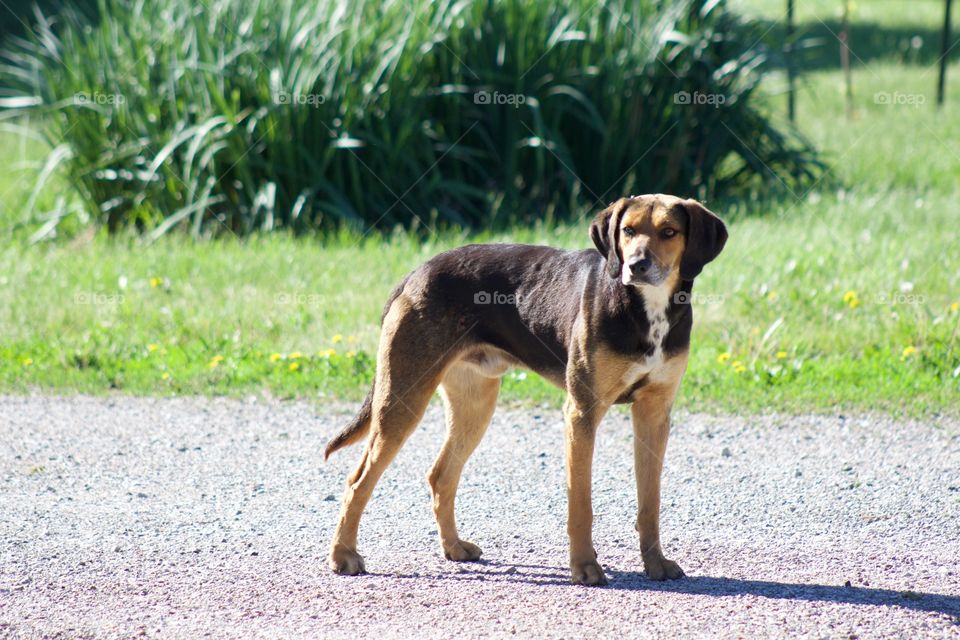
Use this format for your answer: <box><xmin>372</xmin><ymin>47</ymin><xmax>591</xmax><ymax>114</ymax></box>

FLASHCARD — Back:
<box><xmin>324</xmin><ymin>194</ymin><xmax>727</xmax><ymax>585</ymax></box>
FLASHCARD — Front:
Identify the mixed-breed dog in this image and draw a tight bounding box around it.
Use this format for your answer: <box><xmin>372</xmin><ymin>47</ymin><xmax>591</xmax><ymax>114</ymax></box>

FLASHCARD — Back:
<box><xmin>324</xmin><ymin>194</ymin><xmax>727</xmax><ymax>585</ymax></box>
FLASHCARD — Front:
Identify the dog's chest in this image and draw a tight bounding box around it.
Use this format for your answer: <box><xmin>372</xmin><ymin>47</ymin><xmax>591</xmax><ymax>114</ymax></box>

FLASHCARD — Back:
<box><xmin>620</xmin><ymin>287</ymin><xmax>671</xmax><ymax>385</ymax></box>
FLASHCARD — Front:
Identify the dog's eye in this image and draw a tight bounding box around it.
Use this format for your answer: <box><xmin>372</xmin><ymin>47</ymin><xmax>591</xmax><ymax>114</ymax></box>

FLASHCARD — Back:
<box><xmin>622</xmin><ymin>227</ymin><xmax>636</xmax><ymax>237</ymax></box>
<box><xmin>660</xmin><ymin>228</ymin><xmax>677</xmax><ymax>239</ymax></box>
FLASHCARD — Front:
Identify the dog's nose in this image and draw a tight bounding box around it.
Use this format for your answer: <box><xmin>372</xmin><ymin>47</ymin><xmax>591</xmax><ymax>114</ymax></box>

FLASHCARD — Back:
<box><xmin>628</xmin><ymin>256</ymin><xmax>652</xmax><ymax>274</ymax></box>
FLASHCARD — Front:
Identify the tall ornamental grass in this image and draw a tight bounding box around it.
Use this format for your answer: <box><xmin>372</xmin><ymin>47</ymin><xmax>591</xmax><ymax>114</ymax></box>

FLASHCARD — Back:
<box><xmin>1</xmin><ymin>0</ymin><xmax>821</xmax><ymax>236</ymax></box>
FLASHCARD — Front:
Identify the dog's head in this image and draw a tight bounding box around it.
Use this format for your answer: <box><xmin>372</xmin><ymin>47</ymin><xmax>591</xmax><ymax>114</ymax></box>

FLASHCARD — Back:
<box><xmin>590</xmin><ymin>194</ymin><xmax>727</xmax><ymax>288</ymax></box>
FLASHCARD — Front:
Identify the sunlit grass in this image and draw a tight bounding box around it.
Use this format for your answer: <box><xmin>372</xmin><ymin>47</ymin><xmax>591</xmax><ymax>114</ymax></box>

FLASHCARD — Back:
<box><xmin>1</xmin><ymin>180</ymin><xmax>957</xmax><ymax>414</ymax></box>
<box><xmin>1</xmin><ymin>6</ymin><xmax>958</xmax><ymax>415</ymax></box>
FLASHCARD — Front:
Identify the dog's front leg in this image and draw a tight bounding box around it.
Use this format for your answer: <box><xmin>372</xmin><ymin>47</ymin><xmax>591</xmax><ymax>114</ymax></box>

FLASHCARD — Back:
<box><xmin>563</xmin><ymin>393</ymin><xmax>608</xmax><ymax>586</ymax></box>
<box><xmin>631</xmin><ymin>376</ymin><xmax>685</xmax><ymax>581</ymax></box>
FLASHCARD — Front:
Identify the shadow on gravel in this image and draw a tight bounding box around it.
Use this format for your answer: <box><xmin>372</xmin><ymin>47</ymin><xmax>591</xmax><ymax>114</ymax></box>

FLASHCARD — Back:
<box><xmin>392</xmin><ymin>561</ymin><xmax>960</xmax><ymax>622</ymax></box>
<box><xmin>609</xmin><ymin>572</ymin><xmax>960</xmax><ymax>623</ymax></box>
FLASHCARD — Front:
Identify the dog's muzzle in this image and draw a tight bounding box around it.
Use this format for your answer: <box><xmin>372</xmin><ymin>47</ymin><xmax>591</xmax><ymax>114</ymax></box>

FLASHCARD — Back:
<box><xmin>622</xmin><ymin>256</ymin><xmax>665</xmax><ymax>286</ymax></box>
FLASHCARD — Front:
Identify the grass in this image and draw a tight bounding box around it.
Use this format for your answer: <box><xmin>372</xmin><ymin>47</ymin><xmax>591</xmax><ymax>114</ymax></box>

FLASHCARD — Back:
<box><xmin>1</xmin><ymin>186</ymin><xmax>958</xmax><ymax>414</ymax></box>
<box><xmin>733</xmin><ymin>0</ymin><xmax>946</xmax><ymax>26</ymax></box>
<box><xmin>1</xmin><ymin>0</ymin><xmax>819</xmax><ymax>235</ymax></box>
<box><xmin>1</xmin><ymin>2</ymin><xmax>959</xmax><ymax>416</ymax></box>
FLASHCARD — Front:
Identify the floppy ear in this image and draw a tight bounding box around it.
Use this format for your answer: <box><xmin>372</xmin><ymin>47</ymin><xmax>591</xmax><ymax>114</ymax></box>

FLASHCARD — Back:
<box><xmin>590</xmin><ymin>198</ymin><xmax>629</xmax><ymax>279</ymax></box>
<box><xmin>679</xmin><ymin>199</ymin><xmax>728</xmax><ymax>280</ymax></box>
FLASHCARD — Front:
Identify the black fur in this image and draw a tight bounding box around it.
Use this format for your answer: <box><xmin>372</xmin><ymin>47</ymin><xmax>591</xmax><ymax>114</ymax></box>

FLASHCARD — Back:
<box><xmin>402</xmin><ymin>243</ymin><xmax>694</xmax><ymax>402</ymax></box>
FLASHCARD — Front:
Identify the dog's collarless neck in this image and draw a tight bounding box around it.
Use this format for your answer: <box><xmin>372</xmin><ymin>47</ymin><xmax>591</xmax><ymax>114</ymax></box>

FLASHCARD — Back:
<box><xmin>597</xmin><ymin>275</ymin><xmax>693</xmax><ymax>356</ymax></box>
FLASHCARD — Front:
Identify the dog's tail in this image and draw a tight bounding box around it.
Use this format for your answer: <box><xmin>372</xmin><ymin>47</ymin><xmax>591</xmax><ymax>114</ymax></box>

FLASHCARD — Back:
<box><xmin>324</xmin><ymin>385</ymin><xmax>374</xmax><ymax>461</ymax></box>
<box><xmin>324</xmin><ymin>272</ymin><xmax>412</xmax><ymax>462</ymax></box>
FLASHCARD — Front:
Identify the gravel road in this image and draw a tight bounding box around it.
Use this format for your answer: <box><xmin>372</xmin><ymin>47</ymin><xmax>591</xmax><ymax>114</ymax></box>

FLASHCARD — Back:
<box><xmin>1</xmin><ymin>395</ymin><xmax>958</xmax><ymax>639</ymax></box>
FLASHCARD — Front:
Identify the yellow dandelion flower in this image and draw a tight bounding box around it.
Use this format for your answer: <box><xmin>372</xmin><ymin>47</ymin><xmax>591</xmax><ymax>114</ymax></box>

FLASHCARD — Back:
<box><xmin>767</xmin><ymin>291</ymin><xmax>778</xmax><ymax>301</ymax></box>
<box><xmin>289</xmin><ymin>351</ymin><xmax>302</xmax><ymax>360</ymax></box>
<box><xmin>950</xmin><ymin>302</ymin><xmax>959</xmax><ymax>313</ymax></box>
<box><xmin>332</xmin><ymin>334</ymin><xmax>343</xmax><ymax>344</ymax></box>
<box><xmin>318</xmin><ymin>348</ymin><xmax>336</xmax><ymax>358</ymax></box>
<box><xmin>717</xmin><ymin>352</ymin><xmax>731</xmax><ymax>364</ymax></box>
<box><xmin>842</xmin><ymin>290</ymin><xmax>860</xmax><ymax>308</ymax></box>
<box><xmin>901</xmin><ymin>346</ymin><xmax>917</xmax><ymax>359</ymax></box>
<box><xmin>149</xmin><ymin>277</ymin><xmax>162</xmax><ymax>288</ymax></box>
<box><xmin>147</xmin><ymin>343</ymin><xmax>159</xmax><ymax>353</ymax></box>
<box><xmin>775</xmin><ymin>351</ymin><xmax>788</xmax><ymax>360</ymax></box>
<box><xmin>346</xmin><ymin>351</ymin><xmax>356</xmax><ymax>358</ymax></box>
<box><xmin>731</xmin><ymin>360</ymin><xmax>747</xmax><ymax>374</ymax></box>
<box><xmin>269</xmin><ymin>352</ymin><xmax>283</xmax><ymax>362</ymax></box>
<box><xmin>288</xmin><ymin>361</ymin><xmax>300</xmax><ymax>372</ymax></box>
<box><xmin>161</xmin><ymin>372</ymin><xmax>170</xmax><ymax>381</ymax></box>
<box><xmin>208</xmin><ymin>355</ymin><xmax>224</xmax><ymax>369</ymax></box>
<box><xmin>21</xmin><ymin>357</ymin><xmax>33</xmax><ymax>367</ymax></box>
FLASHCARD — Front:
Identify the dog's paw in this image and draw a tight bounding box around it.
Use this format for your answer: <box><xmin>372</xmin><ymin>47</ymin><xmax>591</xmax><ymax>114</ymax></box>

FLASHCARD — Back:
<box><xmin>643</xmin><ymin>554</ymin><xmax>684</xmax><ymax>581</ymax></box>
<box><xmin>570</xmin><ymin>559</ymin><xmax>608</xmax><ymax>586</ymax></box>
<box><xmin>443</xmin><ymin>539</ymin><xmax>483</xmax><ymax>561</ymax></box>
<box><xmin>329</xmin><ymin>545</ymin><xmax>366</xmax><ymax>575</ymax></box>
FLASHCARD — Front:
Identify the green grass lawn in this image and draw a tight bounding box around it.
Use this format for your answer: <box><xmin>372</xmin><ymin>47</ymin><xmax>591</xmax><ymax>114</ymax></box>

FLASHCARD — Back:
<box><xmin>1</xmin><ymin>5</ymin><xmax>959</xmax><ymax>416</ymax></box>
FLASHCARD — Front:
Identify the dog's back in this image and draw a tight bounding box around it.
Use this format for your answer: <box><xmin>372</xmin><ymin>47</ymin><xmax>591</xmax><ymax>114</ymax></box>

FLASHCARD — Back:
<box><xmin>407</xmin><ymin>243</ymin><xmax>601</xmax><ymax>377</ymax></box>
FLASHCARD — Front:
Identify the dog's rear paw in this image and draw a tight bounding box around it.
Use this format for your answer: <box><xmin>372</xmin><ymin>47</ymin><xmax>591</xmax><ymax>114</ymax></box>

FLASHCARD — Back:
<box><xmin>443</xmin><ymin>539</ymin><xmax>483</xmax><ymax>561</ymax></box>
<box><xmin>329</xmin><ymin>545</ymin><xmax>366</xmax><ymax>575</ymax></box>
<box><xmin>571</xmin><ymin>559</ymin><xmax>608</xmax><ymax>586</ymax></box>
<box><xmin>643</xmin><ymin>555</ymin><xmax>684</xmax><ymax>581</ymax></box>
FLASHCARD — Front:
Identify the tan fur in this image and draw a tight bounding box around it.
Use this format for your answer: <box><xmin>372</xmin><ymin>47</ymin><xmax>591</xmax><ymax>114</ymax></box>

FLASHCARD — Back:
<box><xmin>618</xmin><ymin>198</ymin><xmax>687</xmax><ymax>277</ymax></box>
<box><xmin>328</xmin><ymin>295</ymin><xmax>452</xmax><ymax>575</ymax></box>
<box><xmin>326</xmin><ymin>194</ymin><xmax>726</xmax><ymax>586</ymax></box>
<box><xmin>556</xmin><ymin>341</ymin><xmax>689</xmax><ymax>584</ymax></box>
<box><xmin>430</xmin><ymin>361</ymin><xmax>500</xmax><ymax>561</ymax></box>
<box><xmin>632</xmin><ymin>351</ymin><xmax>687</xmax><ymax>580</ymax></box>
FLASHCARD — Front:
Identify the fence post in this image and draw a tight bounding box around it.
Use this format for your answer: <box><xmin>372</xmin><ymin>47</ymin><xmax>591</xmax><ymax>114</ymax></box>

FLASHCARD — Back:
<box><xmin>938</xmin><ymin>0</ymin><xmax>954</xmax><ymax>106</ymax></box>
<box><xmin>840</xmin><ymin>0</ymin><xmax>853</xmax><ymax>119</ymax></box>
<box><xmin>787</xmin><ymin>0</ymin><xmax>796</xmax><ymax>122</ymax></box>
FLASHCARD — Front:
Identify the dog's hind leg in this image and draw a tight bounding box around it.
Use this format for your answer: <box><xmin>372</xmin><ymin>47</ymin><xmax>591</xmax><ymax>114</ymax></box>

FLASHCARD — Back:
<box><xmin>328</xmin><ymin>297</ymin><xmax>451</xmax><ymax>575</ymax></box>
<box><xmin>328</xmin><ymin>377</ymin><xmax>442</xmax><ymax>575</ymax></box>
<box><xmin>428</xmin><ymin>360</ymin><xmax>500</xmax><ymax>561</ymax></box>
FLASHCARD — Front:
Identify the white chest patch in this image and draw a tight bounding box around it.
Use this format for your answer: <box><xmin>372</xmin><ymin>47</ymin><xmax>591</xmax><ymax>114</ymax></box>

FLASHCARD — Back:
<box><xmin>621</xmin><ymin>283</ymin><xmax>672</xmax><ymax>385</ymax></box>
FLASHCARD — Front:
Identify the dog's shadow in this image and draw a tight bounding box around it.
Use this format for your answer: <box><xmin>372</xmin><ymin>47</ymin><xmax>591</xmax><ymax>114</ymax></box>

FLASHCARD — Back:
<box><xmin>389</xmin><ymin>560</ymin><xmax>960</xmax><ymax>622</ymax></box>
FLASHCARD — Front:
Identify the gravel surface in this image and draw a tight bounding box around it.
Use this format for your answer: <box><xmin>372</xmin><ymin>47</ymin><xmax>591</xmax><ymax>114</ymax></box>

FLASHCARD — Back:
<box><xmin>1</xmin><ymin>395</ymin><xmax>958</xmax><ymax>639</ymax></box>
